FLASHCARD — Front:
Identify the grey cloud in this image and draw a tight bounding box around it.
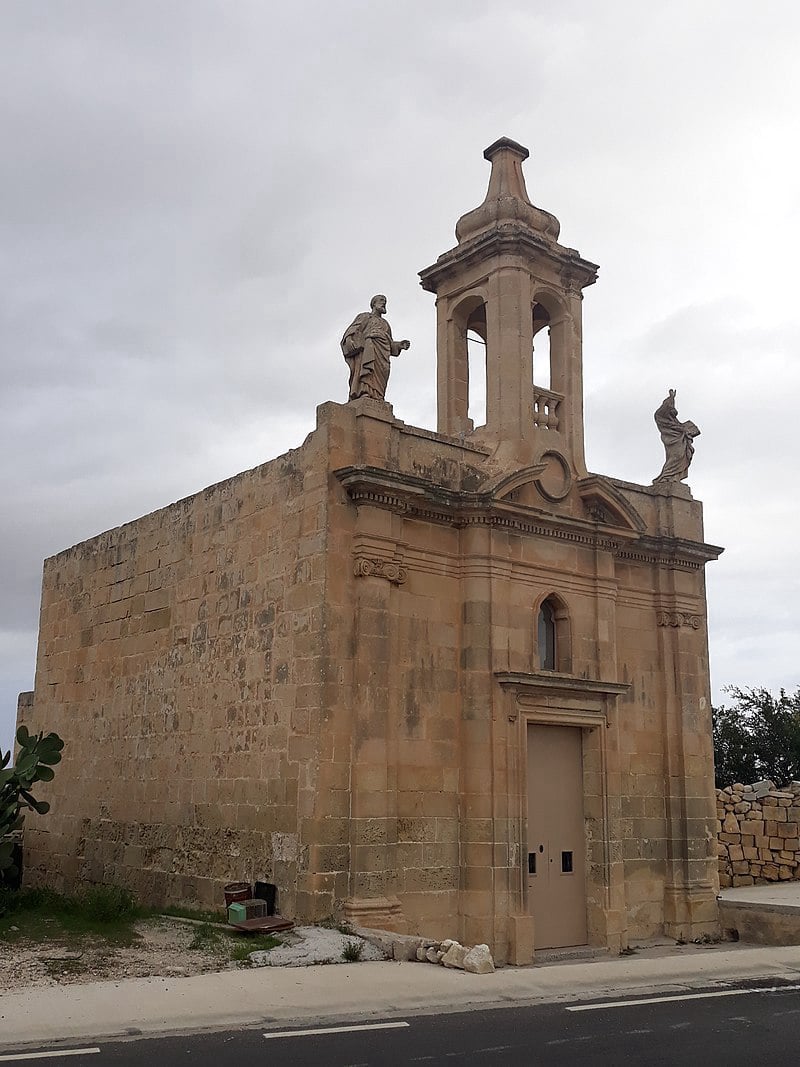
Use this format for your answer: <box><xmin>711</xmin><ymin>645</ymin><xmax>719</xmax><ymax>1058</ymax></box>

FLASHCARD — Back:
<box><xmin>2</xmin><ymin>1</ymin><xmax>800</xmax><ymax>749</ymax></box>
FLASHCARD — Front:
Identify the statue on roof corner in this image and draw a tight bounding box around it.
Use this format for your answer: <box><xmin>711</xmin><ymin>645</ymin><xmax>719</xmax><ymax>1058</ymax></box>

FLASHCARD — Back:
<box><xmin>652</xmin><ymin>389</ymin><xmax>701</xmax><ymax>484</ymax></box>
<box><xmin>341</xmin><ymin>294</ymin><xmax>410</xmax><ymax>402</ymax></box>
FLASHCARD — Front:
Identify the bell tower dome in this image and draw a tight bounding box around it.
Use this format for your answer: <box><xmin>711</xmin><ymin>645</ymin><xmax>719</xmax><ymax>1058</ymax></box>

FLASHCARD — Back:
<box><xmin>419</xmin><ymin>137</ymin><xmax>598</xmax><ymax>474</ymax></box>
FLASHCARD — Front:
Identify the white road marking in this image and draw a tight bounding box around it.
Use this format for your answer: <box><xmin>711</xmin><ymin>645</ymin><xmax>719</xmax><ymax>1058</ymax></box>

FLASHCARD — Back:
<box><xmin>0</xmin><ymin>1051</ymin><xmax>100</xmax><ymax>1063</ymax></box>
<box><xmin>567</xmin><ymin>983</ymin><xmax>800</xmax><ymax>1012</ymax></box>
<box><xmin>264</xmin><ymin>1021</ymin><xmax>410</xmax><ymax>1039</ymax></box>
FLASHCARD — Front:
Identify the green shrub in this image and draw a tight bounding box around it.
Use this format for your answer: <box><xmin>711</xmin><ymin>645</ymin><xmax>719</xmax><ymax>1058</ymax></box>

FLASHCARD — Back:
<box><xmin>79</xmin><ymin>884</ymin><xmax>138</xmax><ymax>922</ymax></box>
<box><xmin>341</xmin><ymin>938</ymin><xmax>364</xmax><ymax>962</ymax></box>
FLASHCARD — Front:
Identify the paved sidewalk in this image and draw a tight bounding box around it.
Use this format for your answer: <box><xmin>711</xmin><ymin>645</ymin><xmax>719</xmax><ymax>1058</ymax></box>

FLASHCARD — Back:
<box><xmin>3</xmin><ymin>941</ymin><xmax>800</xmax><ymax>1051</ymax></box>
<box><xmin>720</xmin><ymin>882</ymin><xmax>800</xmax><ymax>907</ymax></box>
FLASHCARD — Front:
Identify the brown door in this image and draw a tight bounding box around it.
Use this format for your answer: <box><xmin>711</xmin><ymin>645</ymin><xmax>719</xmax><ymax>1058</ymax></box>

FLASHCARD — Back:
<box><xmin>527</xmin><ymin>723</ymin><xmax>587</xmax><ymax>949</ymax></box>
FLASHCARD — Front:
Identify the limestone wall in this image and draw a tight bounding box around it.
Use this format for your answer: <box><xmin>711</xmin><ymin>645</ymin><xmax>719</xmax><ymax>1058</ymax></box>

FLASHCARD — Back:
<box><xmin>18</xmin><ymin>394</ymin><xmax>722</xmax><ymax>959</ymax></box>
<box><xmin>717</xmin><ymin>781</ymin><xmax>800</xmax><ymax>886</ymax></box>
<box><xmin>20</xmin><ymin>425</ymin><xmax>335</xmax><ymax>914</ymax></box>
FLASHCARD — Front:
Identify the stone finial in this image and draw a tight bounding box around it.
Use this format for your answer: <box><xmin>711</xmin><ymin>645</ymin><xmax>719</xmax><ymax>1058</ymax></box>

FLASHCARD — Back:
<box><xmin>455</xmin><ymin>136</ymin><xmax>561</xmax><ymax>244</ymax></box>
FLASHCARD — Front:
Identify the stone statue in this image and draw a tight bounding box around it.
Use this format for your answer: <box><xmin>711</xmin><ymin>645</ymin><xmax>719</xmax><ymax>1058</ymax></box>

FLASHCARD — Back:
<box><xmin>652</xmin><ymin>389</ymin><xmax>700</xmax><ymax>484</ymax></box>
<box><xmin>341</xmin><ymin>294</ymin><xmax>410</xmax><ymax>402</ymax></box>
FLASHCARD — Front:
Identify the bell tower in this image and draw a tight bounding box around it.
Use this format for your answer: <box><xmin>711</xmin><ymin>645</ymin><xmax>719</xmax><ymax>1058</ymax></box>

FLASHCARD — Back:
<box><xmin>419</xmin><ymin>137</ymin><xmax>598</xmax><ymax>474</ymax></box>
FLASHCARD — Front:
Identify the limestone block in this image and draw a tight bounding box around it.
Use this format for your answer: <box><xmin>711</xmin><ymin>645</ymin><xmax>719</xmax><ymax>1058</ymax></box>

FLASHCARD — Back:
<box><xmin>740</xmin><ymin>821</ymin><xmax>764</xmax><ymax>837</ymax></box>
<box><xmin>464</xmin><ymin>944</ymin><xmax>495</xmax><ymax>974</ymax></box>
<box><xmin>743</xmin><ymin>847</ymin><xmax>758</xmax><ymax>860</ymax></box>
<box><xmin>722</xmin><ymin>813</ymin><xmax>739</xmax><ymax>834</ymax></box>
<box><xmin>441</xmin><ymin>942</ymin><xmax>468</xmax><ymax>969</ymax></box>
<box><xmin>728</xmin><ymin>845</ymin><xmax>744</xmax><ymax>862</ymax></box>
<box><xmin>731</xmin><ymin>861</ymin><xmax>749</xmax><ymax>874</ymax></box>
<box><xmin>734</xmin><ymin>802</ymin><xmax>751</xmax><ymax>814</ymax></box>
<box><xmin>732</xmin><ymin>875</ymin><xmax>754</xmax><ymax>886</ymax></box>
<box><xmin>426</xmin><ymin>946</ymin><xmax>441</xmax><ymax>964</ymax></box>
<box><xmin>762</xmin><ymin>863</ymin><xmax>780</xmax><ymax>879</ymax></box>
<box><xmin>752</xmin><ymin>781</ymin><xmax>775</xmax><ymax>798</ymax></box>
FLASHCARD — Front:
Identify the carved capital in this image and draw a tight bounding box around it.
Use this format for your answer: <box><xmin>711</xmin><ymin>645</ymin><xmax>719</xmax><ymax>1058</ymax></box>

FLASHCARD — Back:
<box><xmin>656</xmin><ymin>611</ymin><xmax>703</xmax><ymax>630</ymax></box>
<box><xmin>353</xmin><ymin>556</ymin><xmax>407</xmax><ymax>585</ymax></box>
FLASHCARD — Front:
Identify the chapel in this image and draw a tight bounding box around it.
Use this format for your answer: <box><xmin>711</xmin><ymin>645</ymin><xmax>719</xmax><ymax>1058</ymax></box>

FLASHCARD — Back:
<box><xmin>18</xmin><ymin>138</ymin><xmax>722</xmax><ymax>963</ymax></box>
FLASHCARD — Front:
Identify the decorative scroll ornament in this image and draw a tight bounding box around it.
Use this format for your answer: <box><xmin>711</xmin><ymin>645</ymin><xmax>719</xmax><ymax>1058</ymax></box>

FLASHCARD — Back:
<box><xmin>656</xmin><ymin>611</ymin><xmax>702</xmax><ymax>630</ymax></box>
<box><xmin>353</xmin><ymin>556</ymin><xmax>407</xmax><ymax>585</ymax></box>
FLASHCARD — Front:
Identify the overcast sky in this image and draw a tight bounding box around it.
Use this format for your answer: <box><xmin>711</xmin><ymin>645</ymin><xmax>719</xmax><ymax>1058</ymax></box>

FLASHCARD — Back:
<box><xmin>2</xmin><ymin>1</ymin><xmax>799</xmax><ymax>751</ymax></box>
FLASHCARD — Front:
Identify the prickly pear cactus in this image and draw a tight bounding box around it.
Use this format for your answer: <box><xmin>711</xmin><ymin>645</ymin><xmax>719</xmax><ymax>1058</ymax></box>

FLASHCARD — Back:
<box><xmin>0</xmin><ymin>725</ymin><xmax>64</xmax><ymax>879</ymax></box>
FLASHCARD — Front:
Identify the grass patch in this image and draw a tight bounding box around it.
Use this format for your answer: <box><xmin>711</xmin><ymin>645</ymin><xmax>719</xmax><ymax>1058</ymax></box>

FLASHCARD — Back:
<box><xmin>0</xmin><ymin>885</ymin><xmax>142</xmax><ymax>948</ymax></box>
<box><xmin>188</xmin><ymin>923</ymin><xmax>225</xmax><ymax>951</ymax></box>
<box><xmin>229</xmin><ymin>933</ymin><xmax>280</xmax><ymax>963</ymax></box>
<box><xmin>186</xmin><ymin>922</ymin><xmax>281</xmax><ymax>963</ymax></box>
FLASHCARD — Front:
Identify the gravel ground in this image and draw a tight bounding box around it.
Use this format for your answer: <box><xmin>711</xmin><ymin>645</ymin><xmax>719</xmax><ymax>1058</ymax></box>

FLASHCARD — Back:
<box><xmin>0</xmin><ymin>920</ymin><xmax>386</xmax><ymax>991</ymax></box>
<box><xmin>249</xmin><ymin>926</ymin><xmax>387</xmax><ymax>967</ymax></box>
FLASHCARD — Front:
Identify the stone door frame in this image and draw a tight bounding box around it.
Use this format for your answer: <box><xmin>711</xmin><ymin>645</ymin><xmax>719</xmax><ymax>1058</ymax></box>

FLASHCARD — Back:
<box><xmin>496</xmin><ymin>671</ymin><xmax>630</xmax><ymax>958</ymax></box>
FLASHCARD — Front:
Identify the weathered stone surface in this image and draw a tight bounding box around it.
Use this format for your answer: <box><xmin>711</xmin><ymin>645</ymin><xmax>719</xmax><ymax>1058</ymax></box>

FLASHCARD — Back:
<box><xmin>717</xmin><ymin>784</ymin><xmax>800</xmax><ymax>888</ymax></box>
<box><xmin>464</xmin><ymin>944</ymin><xmax>495</xmax><ymax>974</ymax></box>
<box><xmin>441</xmin><ymin>942</ymin><xmax>468</xmax><ymax>969</ymax></box>
<box><xmin>752</xmin><ymin>781</ymin><xmax>775</xmax><ymax>799</ymax></box>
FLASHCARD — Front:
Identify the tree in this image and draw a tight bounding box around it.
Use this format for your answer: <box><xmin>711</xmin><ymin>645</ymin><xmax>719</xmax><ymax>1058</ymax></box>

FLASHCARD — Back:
<box><xmin>712</xmin><ymin>687</ymin><xmax>800</xmax><ymax>788</ymax></box>
<box><xmin>0</xmin><ymin>726</ymin><xmax>64</xmax><ymax>880</ymax></box>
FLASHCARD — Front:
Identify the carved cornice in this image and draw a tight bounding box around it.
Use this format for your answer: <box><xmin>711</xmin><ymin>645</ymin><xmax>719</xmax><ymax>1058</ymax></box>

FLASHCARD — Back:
<box><xmin>335</xmin><ymin>465</ymin><xmax>722</xmax><ymax>571</ymax></box>
<box><xmin>495</xmin><ymin>671</ymin><xmax>630</xmax><ymax>699</ymax></box>
<box><xmin>657</xmin><ymin>611</ymin><xmax>703</xmax><ymax>629</ymax></box>
<box><xmin>353</xmin><ymin>555</ymin><xmax>407</xmax><ymax>585</ymax></box>
<box><xmin>495</xmin><ymin>671</ymin><xmax>630</xmax><ymax>725</ymax></box>
<box><xmin>418</xmin><ymin>225</ymin><xmax>599</xmax><ymax>295</ymax></box>
<box><xmin>616</xmin><ymin>536</ymin><xmax>723</xmax><ymax>571</ymax></box>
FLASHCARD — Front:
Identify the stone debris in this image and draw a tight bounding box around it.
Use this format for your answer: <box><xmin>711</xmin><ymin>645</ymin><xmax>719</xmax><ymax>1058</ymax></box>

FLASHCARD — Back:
<box><xmin>441</xmin><ymin>942</ymin><xmax>468</xmax><ymax>969</ymax></box>
<box><xmin>717</xmin><ymin>781</ymin><xmax>800</xmax><ymax>887</ymax></box>
<box><xmin>412</xmin><ymin>937</ymin><xmax>495</xmax><ymax>974</ymax></box>
<box><xmin>464</xmin><ymin>944</ymin><xmax>495</xmax><ymax>974</ymax></box>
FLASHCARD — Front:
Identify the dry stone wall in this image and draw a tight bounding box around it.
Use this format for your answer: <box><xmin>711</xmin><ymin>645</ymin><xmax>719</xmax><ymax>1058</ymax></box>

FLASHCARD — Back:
<box><xmin>717</xmin><ymin>780</ymin><xmax>800</xmax><ymax>886</ymax></box>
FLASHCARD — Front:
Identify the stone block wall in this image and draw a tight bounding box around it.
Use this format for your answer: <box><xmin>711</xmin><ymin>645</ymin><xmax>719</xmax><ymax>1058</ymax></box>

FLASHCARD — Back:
<box><xmin>717</xmin><ymin>781</ymin><xmax>800</xmax><ymax>886</ymax></box>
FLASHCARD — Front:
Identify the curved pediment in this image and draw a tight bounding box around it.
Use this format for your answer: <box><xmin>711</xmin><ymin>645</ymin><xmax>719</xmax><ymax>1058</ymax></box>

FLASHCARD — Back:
<box><xmin>578</xmin><ymin>476</ymin><xmax>647</xmax><ymax>532</ymax></box>
<box><xmin>481</xmin><ymin>462</ymin><xmax>548</xmax><ymax>501</ymax></box>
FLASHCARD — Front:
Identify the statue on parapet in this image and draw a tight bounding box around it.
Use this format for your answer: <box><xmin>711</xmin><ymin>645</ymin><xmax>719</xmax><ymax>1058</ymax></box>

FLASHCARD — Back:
<box><xmin>653</xmin><ymin>389</ymin><xmax>700</xmax><ymax>484</ymax></box>
<box><xmin>341</xmin><ymin>294</ymin><xmax>410</xmax><ymax>402</ymax></box>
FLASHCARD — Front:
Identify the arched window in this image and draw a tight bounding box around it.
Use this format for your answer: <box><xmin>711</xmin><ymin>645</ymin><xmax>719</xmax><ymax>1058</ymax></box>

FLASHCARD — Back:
<box><xmin>532</xmin><ymin>302</ymin><xmax>551</xmax><ymax>391</ymax></box>
<box><xmin>466</xmin><ymin>302</ymin><xmax>487</xmax><ymax>428</ymax></box>
<box><xmin>535</xmin><ymin>595</ymin><xmax>571</xmax><ymax>673</ymax></box>
<box><xmin>537</xmin><ymin>600</ymin><xmax>556</xmax><ymax>670</ymax></box>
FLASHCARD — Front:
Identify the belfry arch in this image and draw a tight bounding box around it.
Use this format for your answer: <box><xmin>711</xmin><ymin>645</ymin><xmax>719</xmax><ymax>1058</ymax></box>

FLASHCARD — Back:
<box><xmin>420</xmin><ymin>137</ymin><xmax>597</xmax><ymax>475</ymax></box>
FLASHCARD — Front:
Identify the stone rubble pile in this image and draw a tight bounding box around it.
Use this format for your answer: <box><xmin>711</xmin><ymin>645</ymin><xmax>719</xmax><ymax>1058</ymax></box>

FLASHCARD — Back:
<box><xmin>415</xmin><ymin>938</ymin><xmax>495</xmax><ymax>974</ymax></box>
<box><xmin>717</xmin><ymin>780</ymin><xmax>800</xmax><ymax>887</ymax></box>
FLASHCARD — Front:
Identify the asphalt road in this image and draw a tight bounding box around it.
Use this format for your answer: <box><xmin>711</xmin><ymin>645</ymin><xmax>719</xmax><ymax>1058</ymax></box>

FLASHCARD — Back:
<box><xmin>4</xmin><ymin>980</ymin><xmax>800</xmax><ymax>1065</ymax></box>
